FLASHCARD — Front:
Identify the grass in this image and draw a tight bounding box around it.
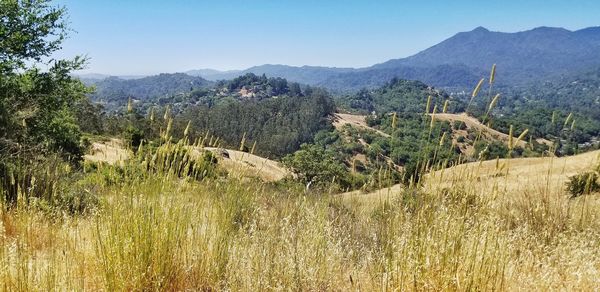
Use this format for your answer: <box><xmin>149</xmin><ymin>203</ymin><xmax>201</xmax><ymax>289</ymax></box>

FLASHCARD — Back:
<box><xmin>0</xmin><ymin>149</ymin><xmax>599</xmax><ymax>290</ymax></box>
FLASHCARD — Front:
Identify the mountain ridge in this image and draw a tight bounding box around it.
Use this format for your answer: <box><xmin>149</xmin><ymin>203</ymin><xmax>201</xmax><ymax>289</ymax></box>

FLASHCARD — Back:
<box><xmin>80</xmin><ymin>26</ymin><xmax>600</xmax><ymax>91</ymax></box>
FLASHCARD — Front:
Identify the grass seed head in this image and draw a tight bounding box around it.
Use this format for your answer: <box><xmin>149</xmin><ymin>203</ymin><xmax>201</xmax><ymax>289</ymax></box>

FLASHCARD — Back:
<box><xmin>488</xmin><ymin>94</ymin><xmax>500</xmax><ymax>112</ymax></box>
<box><xmin>184</xmin><ymin>121</ymin><xmax>191</xmax><ymax>137</ymax></box>
<box><xmin>425</xmin><ymin>95</ymin><xmax>432</xmax><ymax>114</ymax></box>
<box><xmin>472</xmin><ymin>78</ymin><xmax>485</xmax><ymax>98</ymax></box>
<box><xmin>149</xmin><ymin>107</ymin><xmax>155</xmax><ymax>122</ymax></box>
<box><xmin>127</xmin><ymin>97</ymin><xmax>133</xmax><ymax>113</ymax></box>
<box><xmin>489</xmin><ymin>64</ymin><xmax>496</xmax><ymax>85</ymax></box>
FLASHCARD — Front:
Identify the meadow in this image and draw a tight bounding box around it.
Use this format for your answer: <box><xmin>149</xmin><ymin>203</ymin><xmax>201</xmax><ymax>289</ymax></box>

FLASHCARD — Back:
<box><xmin>1</xmin><ymin>139</ymin><xmax>598</xmax><ymax>291</ymax></box>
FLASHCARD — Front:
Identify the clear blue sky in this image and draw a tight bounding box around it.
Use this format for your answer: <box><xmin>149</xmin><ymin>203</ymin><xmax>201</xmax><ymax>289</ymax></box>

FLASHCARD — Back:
<box><xmin>53</xmin><ymin>0</ymin><xmax>600</xmax><ymax>75</ymax></box>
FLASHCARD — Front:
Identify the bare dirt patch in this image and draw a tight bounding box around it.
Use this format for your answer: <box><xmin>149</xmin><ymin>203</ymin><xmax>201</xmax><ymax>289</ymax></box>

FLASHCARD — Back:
<box><xmin>332</xmin><ymin>113</ymin><xmax>390</xmax><ymax>138</ymax></box>
<box><xmin>84</xmin><ymin>138</ymin><xmax>130</xmax><ymax>165</ymax></box>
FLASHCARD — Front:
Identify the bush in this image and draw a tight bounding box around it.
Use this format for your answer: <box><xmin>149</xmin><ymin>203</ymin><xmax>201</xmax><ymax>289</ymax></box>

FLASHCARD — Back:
<box><xmin>566</xmin><ymin>171</ymin><xmax>599</xmax><ymax>198</ymax></box>
<box><xmin>453</xmin><ymin>120</ymin><xmax>467</xmax><ymax>130</ymax></box>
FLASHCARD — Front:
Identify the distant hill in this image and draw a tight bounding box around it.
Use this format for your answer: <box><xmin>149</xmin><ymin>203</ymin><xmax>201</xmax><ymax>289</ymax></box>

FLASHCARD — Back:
<box><xmin>74</xmin><ymin>73</ymin><xmax>147</xmax><ymax>81</ymax></box>
<box><xmin>87</xmin><ymin>73</ymin><xmax>212</xmax><ymax>106</ymax></box>
<box><xmin>185</xmin><ymin>69</ymin><xmax>242</xmax><ymax>80</ymax></box>
<box><xmin>188</xmin><ymin>64</ymin><xmax>354</xmax><ymax>85</ymax></box>
<box><xmin>187</xmin><ymin>26</ymin><xmax>600</xmax><ymax>91</ymax></box>
<box><xmin>317</xmin><ymin>64</ymin><xmax>483</xmax><ymax>92</ymax></box>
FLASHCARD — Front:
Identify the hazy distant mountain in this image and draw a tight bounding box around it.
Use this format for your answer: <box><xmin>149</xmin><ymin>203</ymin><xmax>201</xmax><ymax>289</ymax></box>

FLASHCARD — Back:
<box><xmin>188</xmin><ymin>65</ymin><xmax>354</xmax><ymax>85</ymax></box>
<box><xmin>185</xmin><ymin>69</ymin><xmax>242</xmax><ymax>80</ymax></box>
<box><xmin>187</xmin><ymin>26</ymin><xmax>600</xmax><ymax>91</ymax></box>
<box><xmin>317</xmin><ymin>64</ymin><xmax>484</xmax><ymax>92</ymax></box>
<box><xmin>74</xmin><ymin>73</ymin><xmax>147</xmax><ymax>81</ymax></box>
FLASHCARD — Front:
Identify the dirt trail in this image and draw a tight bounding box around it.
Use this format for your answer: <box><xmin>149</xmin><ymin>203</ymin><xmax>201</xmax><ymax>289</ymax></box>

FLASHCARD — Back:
<box><xmin>433</xmin><ymin>113</ymin><xmax>529</xmax><ymax>147</ymax></box>
<box><xmin>332</xmin><ymin>113</ymin><xmax>390</xmax><ymax>138</ymax></box>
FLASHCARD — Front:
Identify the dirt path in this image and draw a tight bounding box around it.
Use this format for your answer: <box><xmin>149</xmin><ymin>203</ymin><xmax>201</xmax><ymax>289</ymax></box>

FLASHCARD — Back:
<box><xmin>433</xmin><ymin>113</ymin><xmax>530</xmax><ymax>147</ymax></box>
<box><xmin>332</xmin><ymin>113</ymin><xmax>390</xmax><ymax>138</ymax></box>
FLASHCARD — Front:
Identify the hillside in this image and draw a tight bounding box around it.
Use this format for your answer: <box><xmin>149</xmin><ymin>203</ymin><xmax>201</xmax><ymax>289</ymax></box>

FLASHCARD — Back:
<box><xmin>87</xmin><ymin>73</ymin><xmax>212</xmax><ymax>109</ymax></box>
<box><xmin>188</xmin><ymin>26</ymin><xmax>600</xmax><ymax>91</ymax></box>
<box><xmin>433</xmin><ymin>113</ymin><xmax>528</xmax><ymax>149</ymax></box>
<box><xmin>375</xmin><ymin>26</ymin><xmax>600</xmax><ymax>85</ymax></box>
<box><xmin>427</xmin><ymin>149</ymin><xmax>600</xmax><ymax>201</ymax></box>
<box><xmin>340</xmin><ymin>149</ymin><xmax>600</xmax><ymax>209</ymax></box>
<box><xmin>201</xmin><ymin>147</ymin><xmax>289</xmax><ymax>182</ymax></box>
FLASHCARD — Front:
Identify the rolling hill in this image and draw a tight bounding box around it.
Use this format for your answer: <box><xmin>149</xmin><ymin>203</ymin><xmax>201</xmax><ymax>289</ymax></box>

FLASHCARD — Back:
<box><xmin>86</xmin><ymin>73</ymin><xmax>212</xmax><ymax>104</ymax></box>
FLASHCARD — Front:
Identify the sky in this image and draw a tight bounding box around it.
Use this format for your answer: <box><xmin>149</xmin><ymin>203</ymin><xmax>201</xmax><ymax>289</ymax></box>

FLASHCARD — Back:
<box><xmin>52</xmin><ymin>0</ymin><xmax>600</xmax><ymax>75</ymax></box>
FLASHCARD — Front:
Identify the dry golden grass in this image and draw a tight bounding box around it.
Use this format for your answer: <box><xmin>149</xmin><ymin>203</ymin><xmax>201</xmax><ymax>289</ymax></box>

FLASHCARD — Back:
<box><xmin>427</xmin><ymin>149</ymin><xmax>600</xmax><ymax>195</ymax></box>
<box><xmin>200</xmin><ymin>147</ymin><xmax>289</xmax><ymax>182</ymax></box>
<box><xmin>85</xmin><ymin>140</ymin><xmax>289</xmax><ymax>182</ymax></box>
<box><xmin>3</xmin><ymin>137</ymin><xmax>600</xmax><ymax>290</ymax></box>
<box><xmin>83</xmin><ymin>138</ymin><xmax>130</xmax><ymax>165</ymax></box>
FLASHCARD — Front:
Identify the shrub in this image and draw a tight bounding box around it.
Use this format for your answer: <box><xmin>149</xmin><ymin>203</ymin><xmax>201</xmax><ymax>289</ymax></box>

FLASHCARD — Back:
<box><xmin>566</xmin><ymin>171</ymin><xmax>599</xmax><ymax>198</ymax></box>
<box><xmin>453</xmin><ymin>120</ymin><xmax>467</xmax><ymax>130</ymax></box>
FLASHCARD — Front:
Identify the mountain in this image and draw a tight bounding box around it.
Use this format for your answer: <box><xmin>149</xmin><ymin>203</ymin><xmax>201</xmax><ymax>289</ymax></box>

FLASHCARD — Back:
<box><xmin>185</xmin><ymin>69</ymin><xmax>242</xmax><ymax>80</ymax></box>
<box><xmin>189</xmin><ymin>64</ymin><xmax>354</xmax><ymax>85</ymax></box>
<box><xmin>317</xmin><ymin>64</ymin><xmax>483</xmax><ymax>92</ymax></box>
<box><xmin>374</xmin><ymin>26</ymin><xmax>600</xmax><ymax>86</ymax></box>
<box><xmin>88</xmin><ymin>73</ymin><xmax>212</xmax><ymax>107</ymax></box>
<box><xmin>74</xmin><ymin>73</ymin><xmax>147</xmax><ymax>81</ymax></box>
<box><xmin>187</xmin><ymin>26</ymin><xmax>600</xmax><ymax>91</ymax></box>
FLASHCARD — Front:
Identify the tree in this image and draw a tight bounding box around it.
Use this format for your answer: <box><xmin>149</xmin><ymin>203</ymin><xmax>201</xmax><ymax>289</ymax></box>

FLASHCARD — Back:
<box><xmin>282</xmin><ymin>143</ymin><xmax>348</xmax><ymax>188</ymax></box>
<box><xmin>1</xmin><ymin>0</ymin><xmax>90</xmax><ymax>204</ymax></box>
<box><xmin>1</xmin><ymin>0</ymin><xmax>88</xmax><ymax>160</ymax></box>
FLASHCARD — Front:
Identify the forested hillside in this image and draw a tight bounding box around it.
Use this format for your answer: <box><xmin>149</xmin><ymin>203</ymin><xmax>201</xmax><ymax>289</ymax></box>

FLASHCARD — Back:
<box><xmin>96</xmin><ymin>73</ymin><xmax>335</xmax><ymax>158</ymax></box>
<box><xmin>86</xmin><ymin>73</ymin><xmax>212</xmax><ymax>109</ymax></box>
<box><xmin>469</xmin><ymin>68</ymin><xmax>600</xmax><ymax>154</ymax></box>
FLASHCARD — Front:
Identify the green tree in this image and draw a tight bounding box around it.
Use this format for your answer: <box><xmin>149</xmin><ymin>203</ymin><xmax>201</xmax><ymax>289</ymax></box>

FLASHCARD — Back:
<box><xmin>1</xmin><ymin>0</ymin><xmax>89</xmax><ymax>160</ymax></box>
<box><xmin>282</xmin><ymin>144</ymin><xmax>348</xmax><ymax>188</ymax></box>
<box><xmin>1</xmin><ymin>0</ymin><xmax>90</xmax><ymax>204</ymax></box>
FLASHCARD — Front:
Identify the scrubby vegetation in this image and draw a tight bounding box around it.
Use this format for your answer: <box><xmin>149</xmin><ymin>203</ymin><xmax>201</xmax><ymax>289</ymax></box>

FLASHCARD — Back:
<box><xmin>567</xmin><ymin>163</ymin><xmax>600</xmax><ymax>198</ymax></box>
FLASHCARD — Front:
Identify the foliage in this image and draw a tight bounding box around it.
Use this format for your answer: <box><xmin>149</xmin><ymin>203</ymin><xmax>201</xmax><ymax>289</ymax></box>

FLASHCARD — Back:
<box><xmin>337</xmin><ymin>78</ymin><xmax>463</xmax><ymax>114</ymax></box>
<box><xmin>87</xmin><ymin>73</ymin><xmax>212</xmax><ymax>109</ymax></box>
<box><xmin>0</xmin><ymin>0</ymin><xmax>92</xmax><ymax>206</ymax></box>
<box><xmin>474</xmin><ymin>140</ymin><xmax>509</xmax><ymax>160</ymax></box>
<box><xmin>566</xmin><ymin>170</ymin><xmax>600</xmax><ymax>198</ymax></box>
<box><xmin>282</xmin><ymin>143</ymin><xmax>349</xmax><ymax>189</ymax></box>
<box><xmin>178</xmin><ymin>87</ymin><xmax>335</xmax><ymax>158</ymax></box>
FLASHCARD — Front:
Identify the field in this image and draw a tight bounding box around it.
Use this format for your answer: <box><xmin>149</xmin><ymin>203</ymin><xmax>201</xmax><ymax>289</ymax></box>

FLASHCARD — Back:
<box><xmin>1</xmin><ymin>140</ymin><xmax>599</xmax><ymax>290</ymax></box>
